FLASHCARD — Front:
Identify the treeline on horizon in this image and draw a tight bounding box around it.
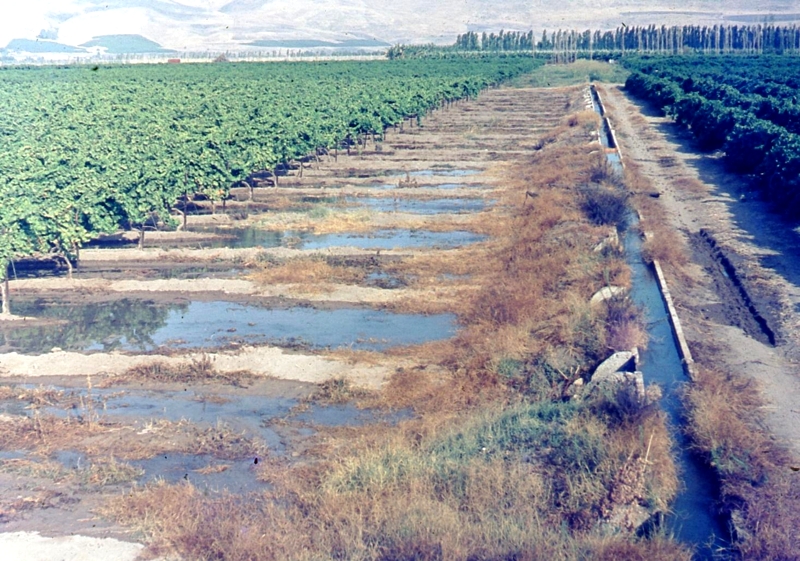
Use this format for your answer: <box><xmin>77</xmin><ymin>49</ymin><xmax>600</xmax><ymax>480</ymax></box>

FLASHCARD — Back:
<box><xmin>451</xmin><ymin>24</ymin><xmax>800</xmax><ymax>55</ymax></box>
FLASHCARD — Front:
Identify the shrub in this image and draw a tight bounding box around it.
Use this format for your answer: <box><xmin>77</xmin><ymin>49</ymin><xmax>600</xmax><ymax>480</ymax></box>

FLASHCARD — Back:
<box><xmin>581</xmin><ymin>184</ymin><xmax>630</xmax><ymax>229</ymax></box>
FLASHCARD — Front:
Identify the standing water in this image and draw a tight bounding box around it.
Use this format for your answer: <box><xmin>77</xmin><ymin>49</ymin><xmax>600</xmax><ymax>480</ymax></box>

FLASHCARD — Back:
<box><xmin>591</xmin><ymin>86</ymin><xmax>729</xmax><ymax>558</ymax></box>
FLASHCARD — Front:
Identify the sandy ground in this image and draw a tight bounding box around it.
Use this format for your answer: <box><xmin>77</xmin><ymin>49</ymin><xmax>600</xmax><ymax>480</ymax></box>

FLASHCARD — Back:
<box><xmin>0</xmin><ymin>532</ymin><xmax>147</xmax><ymax>561</ymax></box>
<box><xmin>0</xmin><ymin>345</ymin><xmax>392</xmax><ymax>389</ymax></box>
<box><xmin>600</xmin><ymin>84</ymin><xmax>800</xmax><ymax>459</ymax></box>
<box><xmin>9</xmin><ymin>276</ymin><xmax>410</xmax><ymax>304</ymax></box>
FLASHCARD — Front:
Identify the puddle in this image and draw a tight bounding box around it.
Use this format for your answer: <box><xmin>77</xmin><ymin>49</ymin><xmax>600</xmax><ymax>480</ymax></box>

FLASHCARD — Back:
<box><xmin>134</xmin><ymin>453</ymin><xmax>266</xmax><ymax>493</ymax></box>
<box><xmin>294</xmin><ymin>403</ymin><xmax>412</xmax><ymax>427</ymax></box>
<box><xmin>184</xmin><ymin>227</ymin><xmax>486</xmax><ymax>250</ymax></box>
<box><xmin>51</xmin><ymin>449</ymin><xmax>265</xmax><ymax>494</ymax></box>
<box><xmin>1</xmin><ymin>384</ymin><xmax>292</xmax><ymax>450</ymax></box>
<box><xmin>147</xmin><ymin>267</ymin><xmax>244</xmax><ymax>281</ymax></box>
<box><xmin>0</xmin><ymin>382</ymin><xmax>413</xmax><ymax>493</ymax></box>
<box><xmin>0</xmin><ymin>450</ymin><xmax>27</xmax><ymax>461</ymax></box>
<box><xmin>439</xmin><ymin>273</ymin><xmax>471</xmax><ymax>281</ymax></box>
<box><xmin>3</xmin><ymin>300</ymin><xmax>457</xmax><ymax>354</ymax></box>
<box><xmin>344</xmin><ymin>196</ymin><xmax>488</xmax><ymax>215</ymax></box>
<box><xmin>388</xmin><ymin>169</ymin><xmax>482</xmax><ymax>177</ymax></box>
<box><xmin>290</xmin><ymin>230</ymin><xmax>486</xmax><ymax>250</ymax></box>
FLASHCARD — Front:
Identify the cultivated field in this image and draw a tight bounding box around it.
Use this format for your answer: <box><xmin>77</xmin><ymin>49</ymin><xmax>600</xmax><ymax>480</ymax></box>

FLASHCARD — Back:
<box><xmin>2</xmin><ymin>58</ymin><xmax>799</xmax><ymax>560</ymax></box>
<box><xmin>0</xmin><ymin>72</ymin><xmax>692</xmax><ymax>559</ymax></box>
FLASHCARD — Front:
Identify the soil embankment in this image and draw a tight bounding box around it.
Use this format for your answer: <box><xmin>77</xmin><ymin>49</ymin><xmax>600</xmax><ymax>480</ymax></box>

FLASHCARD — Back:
<box><xmin>600</xmin><ymin>83</ymin><xmax>800</xmax><ymax>558</ymax></box>
<box><xmin>599</xmin><ymin>85</ymin><xmax>800</xmax><ymax>459</ymax></box>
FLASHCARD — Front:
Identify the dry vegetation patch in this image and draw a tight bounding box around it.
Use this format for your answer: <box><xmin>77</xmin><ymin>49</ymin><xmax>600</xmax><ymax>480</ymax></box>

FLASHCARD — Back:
<box><xmin>250</xmin><ymin>255</ymin><xmax>366</xmax><ymax>289</ymax></box>
<box><xmin>251</xmin><ymin>208</ymin><xmax>375</xmax><ymax>234</ymax></box>
<box><xmin>624</xmin><ymin>161</ymin><xmax>689</xmax><ymax>271</ymax></box>
<box><xmin>101</xmin><ymin>355</ymin><xmax>254</xmax><ymax>387</ymax></box>
<box><xmin>683</xmin><ymin>367</ymin><xmax>800</xmax><ymax>558</ymax></box>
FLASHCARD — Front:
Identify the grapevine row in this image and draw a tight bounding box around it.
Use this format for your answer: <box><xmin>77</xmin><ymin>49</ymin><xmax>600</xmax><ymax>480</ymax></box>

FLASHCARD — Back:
<box><xmin>0</xmin><ymin>56</ymin><xmax>541</xmax><ymax>312</ymax></box>
<box><xmin>623</xmin><ymin>56</ymin><xmax>800</xmax><ymax>217</ymax></box>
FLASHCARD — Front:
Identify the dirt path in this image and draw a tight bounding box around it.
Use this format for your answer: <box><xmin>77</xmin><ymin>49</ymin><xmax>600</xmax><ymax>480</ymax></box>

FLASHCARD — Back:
<box><xmin>600</xmin><ymin>84</ymin><xmax>800</xmax><ymax>459</ymax></box>
<box><xmin>0</xmin><ymin>346</ymin><xmax>392</xmax><ymax>388</ymax></box>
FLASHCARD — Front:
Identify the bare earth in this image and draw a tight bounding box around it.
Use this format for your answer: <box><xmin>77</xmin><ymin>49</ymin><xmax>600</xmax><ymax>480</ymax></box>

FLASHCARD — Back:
<box><xmin>0</xmin><ymin>532</ymin><xmax>145</xmax><ymax>561</ymax></box>
<box><xmin>600</xmin><ymin>84</ymin><xmax>800</xmax><ymax>460</ymax></box>
<box><xmin>0</xmin><ymin>346</ymin><xmax>392</xmax><ymax>389</ymax></box>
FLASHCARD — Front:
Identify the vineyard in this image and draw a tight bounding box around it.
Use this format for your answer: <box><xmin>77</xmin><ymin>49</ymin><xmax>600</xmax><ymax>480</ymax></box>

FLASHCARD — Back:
<box><xmin>2</xmin><ymin>51</ymin><xmax>800</xmax><ymax>558</ymax></box>
<box><xmin>623</xmin><ymin>55</ymin><xmax>800</xmax><ymax>216</ymax></box>
<box><xmin>0</xmin><ymin>56</ymin><xmax>540</xmax><ymax>312</ymax></box>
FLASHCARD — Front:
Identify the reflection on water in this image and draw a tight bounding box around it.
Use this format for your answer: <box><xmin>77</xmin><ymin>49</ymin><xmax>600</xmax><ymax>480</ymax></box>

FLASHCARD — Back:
<box><xmin>344</xmin><ymin>196</ymin><xmax>488</xmax><ymax>215</ymax></box>
<box><xmin>187</xmin><ymin>227</ymin><xmax>486</xmax><ymax>250</ymax></box>
<box><xmin>388</xmin><ymin>169</ymin><xmax>482</xmax><ymax>177</ymax></box>
<box><xmin>5</xmin><ymin>299</ymin><xmax>179</xmax><ymax>353</ymax></box>
<box><xmin>3</xmin><ymin>300</ymin><xmax>457</xmax><ymax>354</ymax></box>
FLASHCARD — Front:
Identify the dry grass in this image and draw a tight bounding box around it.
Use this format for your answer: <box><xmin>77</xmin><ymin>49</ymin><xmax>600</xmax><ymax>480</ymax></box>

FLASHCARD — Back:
<box><xmin>0</xmin><ymin>415</ymin><xmax>107</xmax><ymax>454</ymax></box>
<box><xmin>250</xmin><ymin>255</ymin><xmax>366</xmax><ymax>288</ymax></box>
<box><xmin>624</xmin><ymin>161</ymin><xmax>689</xmax><ymax>271</ymax></box>
<box><xmin>602</xmin><ymin>294</ymin><xmax>648</xmax><ymax>352</ymax></box>
<box><xmin>102</xmin><ymin>355</ymin><xmax>253</xmax><ymax>387</ymax></box>
<box><xmin>103</xmin><ymin>396</ymin><xmax>686</xmax><ymax>561</ymax></box>
<box><xmin>82</xmin><ymin>457</ymin><xmax>145</xmax><ymax>486</ymax></box>
<box><xmin>0</xmin><ymin>411</ymin><xmax>262</xmax><ymax>464</ymax></box>
<box><xmin>305</xmin><ymin>377</ymin><xmax>375</xmax><ymax>405</ymax></box>
<box><xmin>0</xmin><ymin>458</ymin><xmax>70</xmax><ymax>481</ymax></box>
<box><xmin>253</xmin><ymin>208</ymin><xmax>374</xmax><ymax>234</ymax></box>
<box><xmin>0</xmin><ymin>455</ymin><xmax>142</xmax><ymax>487</ymax></box>
<box><xmin>673</xmin><ymin>176</ymin><xmax>708</xmax><ymax>195</ymax></box>
<box><xmin>683</xmin><ymin>367</ymin><xmax>800</xmax><ymax>558</ymax></box>
<box><xmin>99</xmin><ymin>95</ymin><xmax>687</xmax><ymax>559</ymax></box>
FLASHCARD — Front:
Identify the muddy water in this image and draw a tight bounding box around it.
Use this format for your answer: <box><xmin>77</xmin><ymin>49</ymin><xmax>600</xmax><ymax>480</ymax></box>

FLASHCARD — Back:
<box><xmin>364</xmin><ymin>182</ymin><xmax>489</xmax><ymax>190</ymax></box>
<box><xmin>343</xmin><ymin>196</ymin><xmax>488</xmax><ymax>215</ymax></box>
<box><xmin>0</xmin><ymin>384</ymin><xmax>408</xmax><ymax>493</ymax></box>
<box><xmin>4</xmin><ymin>300</ymin><xmax>457</xmax><ymax>354</ymax></box>
<box><xmin>387</xmin><ymin>169</ymin><xmax>482</xmax><ymax>177</ymax></box>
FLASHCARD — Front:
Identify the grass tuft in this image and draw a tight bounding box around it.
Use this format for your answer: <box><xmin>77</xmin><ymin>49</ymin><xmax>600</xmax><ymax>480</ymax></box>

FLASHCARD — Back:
<box><xmin>104</xmin><ymin>356</ymin><xmax>253</xmax><ymax>387</ymax></box>
<box><xmin>581</xmin><ymin>183</ymin><xmax>631</xmax><ymax>229</ymax></box>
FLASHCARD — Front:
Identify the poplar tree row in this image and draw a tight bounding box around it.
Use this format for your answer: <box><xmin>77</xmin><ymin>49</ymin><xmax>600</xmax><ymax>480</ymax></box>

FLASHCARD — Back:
<box><xmin>455</xmin><ymin>24</ymin><xmax>800</xmax><ymax>57</ymax></box>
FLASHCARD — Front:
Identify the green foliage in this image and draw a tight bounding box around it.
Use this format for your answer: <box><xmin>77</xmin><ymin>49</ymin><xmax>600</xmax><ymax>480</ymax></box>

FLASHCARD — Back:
<box><xmin>624</xmin><ymin>55</ymin><xmax>800</xmax><ymax>217</ymax></box>
<box><xmin>0</xmin><ymin>57</ymin><xmax>538</xmax><ymax>288</ymax></box>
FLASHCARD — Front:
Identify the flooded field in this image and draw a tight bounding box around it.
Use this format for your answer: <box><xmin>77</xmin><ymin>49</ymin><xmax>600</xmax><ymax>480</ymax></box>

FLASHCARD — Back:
<box><xmin>98</xmin><ymin>226</ymin><xmax>488</xmax><ymax>250</ymax></box>
<box><xmin>343</xmin><ymin>196</ymin><xmax>489</xmax><ymax>214</ymax></box>
<box><xmin>4</xmin><ymin>300</ymin><xmax>457</xmax><ymax>353</ymax></box>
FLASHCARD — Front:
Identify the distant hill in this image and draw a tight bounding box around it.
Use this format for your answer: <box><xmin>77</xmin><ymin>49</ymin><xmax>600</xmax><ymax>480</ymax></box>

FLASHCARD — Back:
<box><xmin>80</xmin><ymin>34</ymin><xmax>174</xmax><ymax>54</ymax></box>
<box><xmin>247</xmin><ymin>39</ymin><xmax>391</xmax><ymax>48</ymax></box>
<box><xmin>3</xmin><ymin>39</ymin><xmax>86</xmax><ymax>53</ymax></box>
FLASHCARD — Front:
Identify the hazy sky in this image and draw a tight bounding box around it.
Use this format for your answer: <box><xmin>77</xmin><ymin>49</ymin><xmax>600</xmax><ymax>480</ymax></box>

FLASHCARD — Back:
<box><xmin>3</xmin><ymin>0</ymin><xmax>798</xmax><ymax>50</ymax></box>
